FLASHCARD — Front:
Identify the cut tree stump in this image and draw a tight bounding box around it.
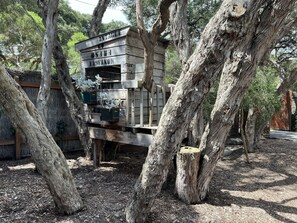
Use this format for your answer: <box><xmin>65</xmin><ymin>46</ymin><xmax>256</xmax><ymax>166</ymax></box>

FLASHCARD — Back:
<box><xmin>175</xmin><ymin>146</ymin><xmax>201</xmax><ymax>204</ymax></box>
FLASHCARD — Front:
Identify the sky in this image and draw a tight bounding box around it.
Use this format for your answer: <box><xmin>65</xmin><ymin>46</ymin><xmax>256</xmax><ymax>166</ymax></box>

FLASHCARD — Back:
<box><xmin>67</xmin><ymin>0</ymin><xmax>129</xmax><ymax>24</ymax></box>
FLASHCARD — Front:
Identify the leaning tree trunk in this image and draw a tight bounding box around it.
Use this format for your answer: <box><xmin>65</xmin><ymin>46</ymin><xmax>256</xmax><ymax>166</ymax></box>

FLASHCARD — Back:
<box><xmin>169</xmin><ymin>0</ymin><xmax>204</xmax><ymax>147</ymax></box>
<box><xmin>188</xmin><ymin>106</ymin><xmax>204</xmax><ymax>146</ymax></box>
<box><xmin>196</xmin><ymin>0</ymin><xmax>295</xmax><ymax>201</ymax></box>
<box><xmin>89</xmin><ymin>0</ymin><xmax>110</xmax><ymax>37</ymax></box>
<box><xmin>36</xmin><ymin>0</ymin><xmax>59</xmax><ymax>122</ymax></box>
<box><xmin>0</xmin><ymin>65</ymin><xmax>83</xmax><ymax>214</ymax></box>
<box><xmin>240</xmin><ymin>107</ymin><xmax>251</xmax><ymax>163</ymax></box>
<box><xmin>125</xmin><ymin>1</ymin><xmax>267</xmax><ymax>222</ymax></box>
<box><xmin>38</xmin><ymin>2</ymin><xmax>93</xmax><ymax>158</ymax></box>
<box><xmin>169</xmin><ymin>0</ymin><xmax>191</xmax><ymax>66</ymax></box>
<box><xmin>52</xmin><ymin>35</ymin><xmax>93</xmax><ymax>159</ymax></box>
<box><xmin>136</xmin><ymin>0</ymin><xmax>176</xmax><ymax>91</ymax></box>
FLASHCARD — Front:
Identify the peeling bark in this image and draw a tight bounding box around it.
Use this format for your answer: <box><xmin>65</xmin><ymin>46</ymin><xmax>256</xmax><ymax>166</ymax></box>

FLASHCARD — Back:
<box><xmin>243</xmin><ymin>107</ymin><xmax>258</xmax><ymax>153</ymax></box>
<box><xmin>52</xmin><ymin>36</ymin><xmax>92</xmax><ymax>159</ymax></box>
<box><xmin>0</xmin><ymin>65</ymin><xmax>83</xmax><ymax>214</ymax></box>
<box><xmin>197</xmin><ymin>0</ymin><xmax>295</xmax><ymax>201</ymax></box>
<box><xmin>125</xmin><ymin>1</ymin><xmax>267</xmax><ymax>221</ymax></box>
<box><xmin>89</xmin><ymin>0</ymin><xmax>111</xmax><ymax>37</ymax></box>
<box><xmin>38</xmin><ymin>1</ymin><xmax>92</xmax><ymax>158</ymax></box>
<box><xmin>169</xmin><ymin>0</ymin><xmax>191</xmax><ymax>66</ymax></box>
<box><xmin>36</xmin><ymin>0</ymin><xmax>59</xmax><ymax>122</ymax></box>
<box><xmin>136</xmin><ymin>0</ymin><xmax>176</xmax><ymax>91</ymax></box>
<box><xmin>169</xmin><ymin>0</ymin><xmax>204</xmax><ymax>146</ymax></box>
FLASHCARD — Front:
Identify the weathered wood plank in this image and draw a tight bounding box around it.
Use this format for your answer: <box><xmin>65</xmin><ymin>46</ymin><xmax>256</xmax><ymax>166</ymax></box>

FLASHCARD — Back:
<box><xmin>89</xmin><ymin>127</ymin><xmax>153</xmax><ymax>147</ymax></box>
<box><xmin>82</xmin><ymin>55</ymin><xmax>126</xmax><ymax>68</ymax></box>
<box><xmin>126</xmin><ymin>47</ymin><xmax>165</xmax><ymax>61</ymax></box>
<box><xmin>0</xmin><ymin>140</ymin><xmax>15</xmax><ymax>146</ymax></box>
<box><xmin>19</xmin><ymin>81</ymin><xmax>61</xmax><ymax>90</ymax></box>
<box><xmin>126</xmin><ymin>55</ymin><xmax>164</xmax><ymax>68</ymax></box>
<box><xmin>75</xmin><ymin>27</ymin><xmax>130</xmax><ymax>51</ymax></box>
<box><xmin>80</xmin><ymin>45</ymin><xmax>126</xmax><ymax>60</ymax></box>
<box><xmin>127</xmin><ymin>30</ymin><xmax>168</xmax><ymax>50</ymax></box>
<box><xmin>121</xmin><ymin>75</ymin><xmax>164</xmax><ymax>86</ymax></box>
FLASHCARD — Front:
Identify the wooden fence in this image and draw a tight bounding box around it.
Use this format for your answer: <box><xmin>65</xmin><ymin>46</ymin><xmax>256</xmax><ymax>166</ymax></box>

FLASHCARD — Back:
<box><xmin>0</xmin><ymin>71</ymin><xmax>81</xmax><ymax>160</ymax></box>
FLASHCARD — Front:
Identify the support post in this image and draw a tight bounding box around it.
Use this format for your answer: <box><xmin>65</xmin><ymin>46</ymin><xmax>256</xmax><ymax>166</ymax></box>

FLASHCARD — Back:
<box><xmin>15</xmin><ymin>129</ymin><xmax>22</xmax><ymax>160</ymax></box>
<box><xmin>156</xmin><ymin>85</ymin><xmax>160</xmax><ymax>124</ymax></box>
<box><xmin>131</xmin><ymin>89</ymin><xmax>135</xmax><ymax>126</ymax></box>
<box><xmin>140</xmin><ymin>87</ymin><xmax>144</xmax><ymax>127</ymax></box>
<box><xmin>93</xmin><ymin>139</ymin><xmax>105</xmax><ymax>167</ymax></box>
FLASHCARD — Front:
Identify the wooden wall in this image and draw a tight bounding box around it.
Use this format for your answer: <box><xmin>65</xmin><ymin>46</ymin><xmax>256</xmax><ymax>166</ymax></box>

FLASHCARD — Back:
<box><xmin>0</xmin><ymin>71</ymin><xmax>81</xmax><ymax>160</ymax></box>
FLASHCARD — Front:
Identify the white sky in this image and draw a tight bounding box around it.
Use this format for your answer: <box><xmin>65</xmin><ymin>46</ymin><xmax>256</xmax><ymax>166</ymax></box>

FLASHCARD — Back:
<box><xmin>67</xmin><ymin>0</ymin><xmax>129</xmax><ymax>24</ymax></box>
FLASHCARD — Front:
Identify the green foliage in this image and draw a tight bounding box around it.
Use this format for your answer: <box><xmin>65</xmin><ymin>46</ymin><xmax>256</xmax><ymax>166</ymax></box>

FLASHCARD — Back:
<box><xmin>66</xmin><ymin>32</ymin><xmax>88</xmax><ymax>75</ymax></box>
<box><xmin>0</xmin><ymin>4</ymin><xmax>44</xmax><ymax>69</ymax></box>
<box><xmin>165</xmin><ymin>45</ymin><xmax>182</xmax><ymax>84</ymax></box>
<box><xmin>120</xmin><ymin>0</ymin><xmax>221</xmax><ymax>41</ymax></box>
<box><xmin>243</xmin><ymin>66</ymin><xmax>282</xmax><ymax>127</ymax></box>
<box><xmin>188</xmin><ymin>0</ymin><xmax>221</xmax><ymax>41</ymax></box>
<box><xmin>57</xmin><ymin>0</ymin><xmax>91</xmax><ymax>45</ymax></box>
<box><xmin>0</xmin><ymin>0</ymin><xmax>92</xmax><ymax>71</ymax></box>
<box><xmin>203</xmin><ymin>81</ymin><xmax>219</xmax><ymax>122</ymax></box>
<box><xmin>121</xmin><ymin>0</ymin><xmax>159</xmax><ymax>28</ymax></box>
<box><xmin>101</xmin><ymin>20</ymin><xmax>129</xmax><ymax>33</ymax></box>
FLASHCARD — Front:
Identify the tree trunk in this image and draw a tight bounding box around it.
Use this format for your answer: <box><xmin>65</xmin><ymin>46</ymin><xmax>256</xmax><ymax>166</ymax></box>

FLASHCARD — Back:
<box><xmin>0</xmin><ymin>65</ymin><xmax>83</xmax><ymax>214</ymax></box>
<box><xmin>136</xmin><ymin>0</ymin><xmax>176</xmax><ymax>92</ymax></box>
<box><xmin>240</xmin><ymin>108</ymin><xmax>250</xmax><ymax>163</ymax></box>
<box><xmin>254</xmin><ymin>115</ymin><xmax>267</xmax><ymax>148</ymax></box>
<box><xmin>169</xmin><ymin>0</ymin><xmax>191</xmax><ymax>66</ymax></box>
<box><xmin>293</xmin><ymin>92</ymin><xmax>297</xmax><ymax>108</ymax></box>
<box><xmin>175</xmin><ymin>146</ymin><xmax>201</xmax><ymax>204</ymax></box>
<box><xmin>244</xmin><ymin>107</ymin><xmax>257</xmax><ymax>153</ymax></box>
<box><xmin>188</xmin><ymin>107</ymin><xmax>204</xmax><ymax>146</ymax></box>
<box><xmin>170</xmin><ymin>0</ymin><xmax>204</xmax><ymax>147</ymax></box>
<box><xmin>37</xmin><ymin>1</ymin><xmax>93</xmax><ymax>159</ymax></box>
<box><xmin>89</xmin><ymin>0</ymin><xmax>111</xmax><ymax>37</ymax></box>
<box><xmin>125</xmin><ymin>1</ymin><xmax>267</xmax><ymax>221</ymax></box>
<box><xmin>52</xmin><ymin>35</ymin><xmax>92</xmax><ymax>159</ymax></box>
<box><xmin>196</xmin><ymin>0</ymin><xmax>295</xmax><ymax>201</ymax></box>
<box><xmin>36</xmin><ymin>0</ymin><xmax>59</xmax><ymax>122</ymax></box>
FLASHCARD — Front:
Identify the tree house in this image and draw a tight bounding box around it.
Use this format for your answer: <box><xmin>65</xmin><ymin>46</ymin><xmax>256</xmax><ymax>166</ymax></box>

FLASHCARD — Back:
<box><xmin>75</xmin><ymin>26</ymin><xmax>170</xmax><ymax>163</ymax></box>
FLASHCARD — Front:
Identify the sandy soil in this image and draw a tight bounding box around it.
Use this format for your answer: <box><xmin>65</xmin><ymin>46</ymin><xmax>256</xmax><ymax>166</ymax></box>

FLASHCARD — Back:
<box><xmin>0</xmin><ymin>138</ymin><xmax>296</xmax><ymax>223</ymax></box>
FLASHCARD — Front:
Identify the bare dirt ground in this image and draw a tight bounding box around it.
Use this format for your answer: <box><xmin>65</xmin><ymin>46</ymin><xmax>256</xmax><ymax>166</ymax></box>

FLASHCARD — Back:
<box><xmin>0</xmin><ymin>138</ymin><xmax>297</xmax><ymax>223</ymax></box>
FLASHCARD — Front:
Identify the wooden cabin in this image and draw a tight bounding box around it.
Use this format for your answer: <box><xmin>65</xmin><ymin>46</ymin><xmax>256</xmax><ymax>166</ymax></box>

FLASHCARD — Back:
<box><xmin>75</xmin><ymin>26</ymin><xmax>170</xmax><ymax>164</ymax></box>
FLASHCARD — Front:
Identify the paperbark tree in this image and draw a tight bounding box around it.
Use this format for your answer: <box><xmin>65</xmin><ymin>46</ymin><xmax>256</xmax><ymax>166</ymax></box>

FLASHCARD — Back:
<box><xmin>89</xmin><ymin>0</ymin><xmax>111</xmax><ymax>37</ymax></box>
<box><xmin>169</xmin><ymin>0</ymin><xmax>190</xmax><ymax>66</ymax></box>
<box><xmin>136</xmin><ymin>0</ymin><xmax>176</xmax><ymax>91</ymax></box>
<box><xmin>169</xmin><ymin>0</ymin><xmax>204</xmax><ymax>146</ymax></box>
<box><xmin>0</xmin><ymin>64</ymin><xmax>83</xmax><ymax>214</ymax></box>
<box><xmin>37</xmin><ymin>1</ymin><xmax>93</xmax><ymax>158</ymax></box>
<box><xmin>242</xmin><ymin>63</ymin><xmax>297</xmax><ymax>153</ymax></box>
<box><xmin>197</xmin><ymin>0</ymin><xmax>296</xmax><ymax>201</ymax></box>
<box><xmin>36</xmin><ymin>0</ymin><xmax>59</xmax><ymax>122</ymax></box>
<box><xmin>126</xmin><ymin>1</ymin><xmax>269</xmax><ymax>221</ymax></box>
